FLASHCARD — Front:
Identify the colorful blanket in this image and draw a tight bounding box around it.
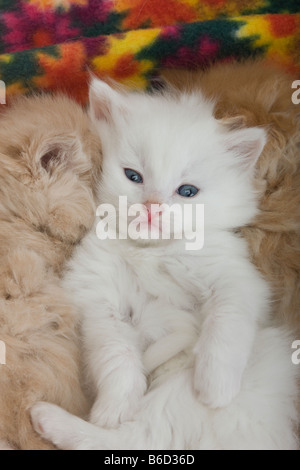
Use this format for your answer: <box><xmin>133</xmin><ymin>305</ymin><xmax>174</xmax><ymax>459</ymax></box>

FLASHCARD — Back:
<box><xmin>0</xmin><ymin>0</ymin><xmax>299</xmax><ymax>104</ymax></box>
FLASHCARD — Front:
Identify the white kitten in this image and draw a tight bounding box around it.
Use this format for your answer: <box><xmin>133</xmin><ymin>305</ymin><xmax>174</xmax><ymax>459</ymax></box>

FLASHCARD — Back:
<box><xmin>31</xmin><ymin>80</ymin><xmax>298</xmax><ymax>450</ymax></box>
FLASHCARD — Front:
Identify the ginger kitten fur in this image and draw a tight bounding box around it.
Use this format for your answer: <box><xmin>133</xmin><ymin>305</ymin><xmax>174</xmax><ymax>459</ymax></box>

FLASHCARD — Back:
<box><xmin>0</xmin><ymin>94</ymin><xmax>102</xmax><ymax>449</ymax></box>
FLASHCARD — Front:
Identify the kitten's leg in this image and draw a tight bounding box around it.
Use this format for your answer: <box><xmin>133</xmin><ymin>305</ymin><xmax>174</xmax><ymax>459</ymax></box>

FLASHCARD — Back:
<box><xmin>31</xmin><ymin>368</ymin><xmax>199</xmax><ymax>450</ymax></box>
<box><xmin>31</xmin><ymin>402</ymin><xmax>113</xmax><ymax>450</ymax></box>
<box><xmin>83</xmin><ymin>313</ymin><xmax>146</xmax><ymax>428</ymax></box>
<box><xmin>31</xmin><ymin>325</ymin><xmax>298</xmax><ymax>451</ymax></box>
<box><xmin>32</xmin><ymin>402</ymin><xmax>147</xmax><ymax>450</ymax></box>
<box><xmin>194</xmin><ymin>258</ymin><xmax>269</xmax><ymax>409</ymax></box>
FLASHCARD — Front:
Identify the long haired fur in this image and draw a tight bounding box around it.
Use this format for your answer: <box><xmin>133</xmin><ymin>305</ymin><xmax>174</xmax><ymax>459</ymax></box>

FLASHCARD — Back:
<box><xmin>0</xmin><ymin>94</ymin><xmax>102</xmax><ymax>449</ymax></box>
<box><xmin>29</xmin><ymin>74</ymin><xmax>299</xmax><ymax>450</ymax></box>
<box><xmin>161</xmin><ymin>60</ymin><xmax>300</xmax><ymax>333</ymax></box>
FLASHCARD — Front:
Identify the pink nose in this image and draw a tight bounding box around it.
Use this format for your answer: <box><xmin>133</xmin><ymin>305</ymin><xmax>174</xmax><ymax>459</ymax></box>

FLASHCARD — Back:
<box><xmin>144</xmin><ymin>201</ymin><xmax>163</xmax><ymax>222</ymax></box>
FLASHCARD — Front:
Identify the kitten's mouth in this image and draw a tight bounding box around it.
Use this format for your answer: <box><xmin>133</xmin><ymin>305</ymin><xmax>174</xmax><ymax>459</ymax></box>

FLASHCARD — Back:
<box><xmin>113</xmin><ymin>201</ymin><xmax>187</xmax><ymax>242</ymax></box>
<box><xmin>132</xmin><ymin>212</ymin><xmax>162</xmax><ymax>232</ymax></box>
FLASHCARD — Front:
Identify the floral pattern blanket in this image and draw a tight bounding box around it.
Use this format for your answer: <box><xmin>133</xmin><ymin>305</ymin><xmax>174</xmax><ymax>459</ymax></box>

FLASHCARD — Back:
<box><xmin>0</xmin><ymin>0</ymin><xmax>299</xmax><ymax>103</ymax></box>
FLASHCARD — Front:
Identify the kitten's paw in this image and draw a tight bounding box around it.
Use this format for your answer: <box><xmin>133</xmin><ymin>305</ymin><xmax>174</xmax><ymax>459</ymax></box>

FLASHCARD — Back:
<box><xmin>90</xmin><ymin>393</ymin><xmax>142</xmax><ymax>428</ymax></box>
<box><xmin>31</xmin><ymin>402</ymin><xmax>86</xmax><ymax>450</ymax></box>
<box><xmin>194</xmin><ymin>355</ymin><xmax>242</xmax><ymax>409</ymax></box>
<box><xmin>90</xmin><ymin>374</ymin><xmax>147</xmax><ymax>428</ymax></box>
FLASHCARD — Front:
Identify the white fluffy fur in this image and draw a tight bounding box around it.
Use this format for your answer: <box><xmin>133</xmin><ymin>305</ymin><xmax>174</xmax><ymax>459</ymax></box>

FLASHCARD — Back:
<box><xmin>31</xmin><ymin>80</ymin><xmax>298</xmax><ymax>450</ymax></box>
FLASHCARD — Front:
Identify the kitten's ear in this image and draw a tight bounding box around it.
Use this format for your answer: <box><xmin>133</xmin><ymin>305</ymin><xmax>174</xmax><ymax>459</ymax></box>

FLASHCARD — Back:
<box><xmin>224</xmin><ymin>126</ymin><xmax>267</xmax><ymax>170</ymax></box>
<box><xmin>39</xmin><ymin>135</ymin><xmax>88</xmax><ymax>175</ymax></box>
<box><xmin>89</xmin><ymin>76</ymin><xmax>127</xmax><ymax>124</ymax></box>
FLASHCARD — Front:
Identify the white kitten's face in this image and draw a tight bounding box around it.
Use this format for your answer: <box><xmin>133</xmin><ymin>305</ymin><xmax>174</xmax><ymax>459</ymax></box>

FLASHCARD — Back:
<box><xmin>90</xmin><ymin>79</ymin><xmax>266</xmax><ymax>246</ymax></box>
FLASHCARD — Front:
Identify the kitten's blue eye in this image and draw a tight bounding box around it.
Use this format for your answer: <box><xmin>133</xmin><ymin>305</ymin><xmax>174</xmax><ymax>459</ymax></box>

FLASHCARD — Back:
<box><xmin>177</xmin><ymin>185</ymin><xmax>199</xmax><ymax>198</ymax></box>
<box><xmin>124</xmin><ymin>168</ymin><xmax>143</xmax><ymax>184</ymax></box>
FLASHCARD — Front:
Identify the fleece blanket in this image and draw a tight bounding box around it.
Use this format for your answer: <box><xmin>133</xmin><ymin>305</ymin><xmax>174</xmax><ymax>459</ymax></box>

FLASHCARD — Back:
<box><xmin>0</xmin><ymin>0</ymin><xmax>299</xmax><ymax>104</ymax></box>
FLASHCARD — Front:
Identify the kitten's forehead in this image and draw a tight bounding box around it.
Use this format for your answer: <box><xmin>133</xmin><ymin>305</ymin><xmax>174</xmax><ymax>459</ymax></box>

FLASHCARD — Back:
<box><xmin>129</xmin><ymin>91</ymin><xmax>215</xmax><ymax>132</ymax></box>
<box><xmin>122</xmin><ymin>92</ymin><xmax>218</xmax><ymax>181</ymax></box>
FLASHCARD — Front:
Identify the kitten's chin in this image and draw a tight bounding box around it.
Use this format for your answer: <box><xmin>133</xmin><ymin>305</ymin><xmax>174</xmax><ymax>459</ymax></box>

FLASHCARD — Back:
<box><xmin>115</xmin><ymin>213</ymin><xmax>187</xmax><ymax>248</ymax></box>
<box><xmin>124</xmin><ymin>223</ymin><xmax>172</xmax><ymax>248</ymax></box>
